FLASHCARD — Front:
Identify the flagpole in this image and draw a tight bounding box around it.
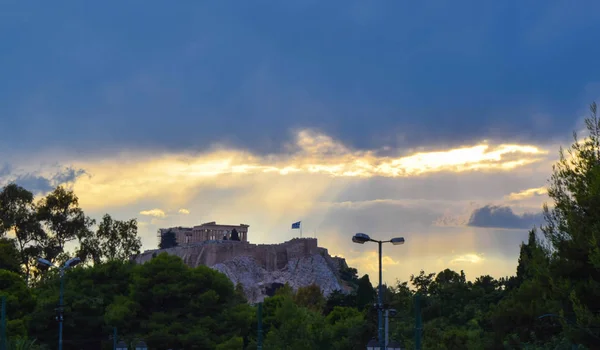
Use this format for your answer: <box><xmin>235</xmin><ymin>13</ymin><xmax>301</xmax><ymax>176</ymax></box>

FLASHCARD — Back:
<box><xmin>300</xmin><ymin>222</ymin><xmax>302</xmax><ymax>238</ymax></box>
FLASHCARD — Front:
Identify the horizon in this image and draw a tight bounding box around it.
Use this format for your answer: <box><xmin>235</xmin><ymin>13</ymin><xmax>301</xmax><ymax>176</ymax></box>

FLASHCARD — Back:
<box><xmin>2</xmin><ymin>1</ymin><xmax>600</xmax><ymax>286</ymax></box>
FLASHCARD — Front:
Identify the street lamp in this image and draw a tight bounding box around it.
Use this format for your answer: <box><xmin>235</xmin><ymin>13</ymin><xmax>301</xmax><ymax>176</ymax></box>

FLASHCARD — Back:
<box><xmin>37</xmin><ymin>257</ymin><xmax>81</xmax><ymax>350</ymax></box>
<box><xmin>352</xmin><ymin>233</ymin><xmax>405</xmax><ymax>350</ymax></box>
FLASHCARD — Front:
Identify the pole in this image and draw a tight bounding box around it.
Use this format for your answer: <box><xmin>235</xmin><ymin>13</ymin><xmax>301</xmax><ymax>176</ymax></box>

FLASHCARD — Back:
<box><xmin>378</xmin><ymin>241</ymin><xmax>384</xmax><ymax>350</ymax></box>
<box><xmin>113</xmin><ymin>327</ymin><xmax>117</xmax><ymax>350</ymax></box>
<box><xmin>300</xmin><ymin>222</ymin><xmax>302</xmax><ymax>238</ymax></box>
<box><xmin>257</xmin><ymin>303</ymin><xmax>263</xmax><ymax>350</ymax></box>
<box><xmin>415</xmin><ymin>293</ymin><xmax>422</xmax><ymax>350</ymax></box>
<box><xmin>385</xmin><ymin>309</ymin><xmax>389</xmax><ymax>348</ymax></box>
<box><xmin>0</xmin><ymin>296</ymin><xmax>6</xmax><ymax>350</ymax></box>
<box><xmin>58</xmin><ymin>269</ymin><xmax>65</xmax><ymax>350</ymax></box>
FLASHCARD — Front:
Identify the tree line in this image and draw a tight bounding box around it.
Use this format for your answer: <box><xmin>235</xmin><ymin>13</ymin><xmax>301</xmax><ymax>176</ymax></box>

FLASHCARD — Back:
<box><xmin>1</xmin><ymin>102</ymin><xmax>600</xmax><ymax>349</ymax></box>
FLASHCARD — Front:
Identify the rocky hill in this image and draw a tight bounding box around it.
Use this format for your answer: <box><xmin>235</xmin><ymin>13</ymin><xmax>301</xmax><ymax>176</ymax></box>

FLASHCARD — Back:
<box><xmin>134</xmin><ymin>238</ymin><xmax>352</xmax><ymax>303</ymax></box>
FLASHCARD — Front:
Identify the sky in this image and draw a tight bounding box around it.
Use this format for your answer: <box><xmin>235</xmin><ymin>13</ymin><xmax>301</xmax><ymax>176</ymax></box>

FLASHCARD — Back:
<box><xmin>2</xmin><ymin>0</ymin><xmax>600</xmax><ymax>285</ymax></box>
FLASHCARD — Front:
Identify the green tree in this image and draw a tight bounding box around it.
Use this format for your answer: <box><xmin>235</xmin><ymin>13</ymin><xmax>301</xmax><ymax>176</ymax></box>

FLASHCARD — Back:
<box><xmin>410</xmin><ymin>270</ymin><xmax>436</xmax><ymax>296</ymax></box>
<box><xmin>105</xmin><ymin>253</ymin><xmax>252</xmax><ymax>349</ymax></box>
<box><xmin>263</xmin><ymin>297</ymin><xmax>330</xmax><ymax>349</ymax></box>
<box><xmin>355</xmin><ymin>274</ymin><xmax>375</xmax><ymax>311</ymax></box>
<box><xmin>29</xmin><ymin>260</ymin><xmax>134</xmax><ymax>350</ymax></box>
<box><xmin>540</xmin><ymin>102</ymin><xmax>600</xmax><ymax>345</ymax></box>
<box><xmin>230</xmin><ymin>229</ymin><xmax>240</xmax><ymax>241</ymax></box>
<box><xmin>78</xmin><ymin>214</ymin><xmax>141</xmax><ymax>264</ymax></box>
<box><xmin>0</xmin><ymin>184</ymin><xmax>45</xmax><ymax>281</ymax></box>
<box><xmin>0</xmin><ymin>270</ymin><xmax>35</xmax><ymax>337</ymax></box>
<box><xmin>326</xmin><ymin>306</ymin><xmax>370</xmax><ymax>350</ymax></box>
<box><xmin>294</xmin><ymin>284</ymin><xmax>326</xmax><ymax>312</ymax></box>
<box><xmin>36</xmin><ymin>186</ymin><xmax>93</xmax><ymax>264</ymax></box>
<box><xmin>324</xmin><ymin>290</ymin><xmax>356</xmax><ymax>315</ymax></box>
<box><xmin>0</xmin><ymin>238</ymin><xmax>21</xmax><ymax>274</ymax></box>
<box><xmin>158</xmin><ymin>230</ymin><xmax>178</xmax><ymax>249</ymax></box>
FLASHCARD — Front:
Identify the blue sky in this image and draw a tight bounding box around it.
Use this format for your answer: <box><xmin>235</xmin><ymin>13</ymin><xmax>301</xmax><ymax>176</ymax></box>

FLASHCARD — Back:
<box><xmin>1</xmin><ymin>1</ymin><xmax>599</xmax><ymax>283</ymax></box>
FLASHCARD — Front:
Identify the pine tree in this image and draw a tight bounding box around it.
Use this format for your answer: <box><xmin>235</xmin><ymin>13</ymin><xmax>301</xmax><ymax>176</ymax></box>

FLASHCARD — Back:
<box><xmin>541</xmin><ymin>102</ymin><xmax>600</xmax><ymax>345</ymax></box>
<box><xmin>159</xmin><ymin>230</ymin><xmax>178</xmax><ymax>249</ymax></box>
<box><xmin>230</xmin><ymin>228</ymin><xmax>240</xmax><ymax>241</ymax></box>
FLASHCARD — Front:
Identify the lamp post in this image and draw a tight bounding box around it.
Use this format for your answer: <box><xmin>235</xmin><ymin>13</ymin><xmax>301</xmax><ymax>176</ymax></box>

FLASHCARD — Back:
<box><xmin>37</xmin><ymin>257</ymin><xmax>81</xmax><ymax>350</ymax></box>
<box><xmin>384</xmin><ymin>308</ymin><xmax>397</xmax><ymax>347</ymax></box>
<box><xmin>353</xmin><ymin>233</ymin><xmax>405</xmax><ymax>350</ymax></box>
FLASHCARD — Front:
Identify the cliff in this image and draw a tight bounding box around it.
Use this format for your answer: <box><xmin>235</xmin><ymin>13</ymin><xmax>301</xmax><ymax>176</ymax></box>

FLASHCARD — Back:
<box><xmin>134</xmin><ymin>238</ymin><xmax>350</xmax><ymax>303</ymax></box>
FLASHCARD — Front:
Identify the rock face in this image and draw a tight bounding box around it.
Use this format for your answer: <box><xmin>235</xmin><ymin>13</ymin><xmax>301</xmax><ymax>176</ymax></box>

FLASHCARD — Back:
<box><xmin>134</xmin><ymin>238</ymin><xmax>350</xmax><ymax>303</ymax></box>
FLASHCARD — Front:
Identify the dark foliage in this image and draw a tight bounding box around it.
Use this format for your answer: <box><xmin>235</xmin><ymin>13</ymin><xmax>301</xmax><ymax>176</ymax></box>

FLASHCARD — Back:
<box><xmin>231</xmin><ymin>228</ymin><xmax>240</xmax><ymax>241</ymax></box>
<box><xmin>158</xmin><ymin>230</ymin><xmax>178</xmax><ymax>249</ymax></box>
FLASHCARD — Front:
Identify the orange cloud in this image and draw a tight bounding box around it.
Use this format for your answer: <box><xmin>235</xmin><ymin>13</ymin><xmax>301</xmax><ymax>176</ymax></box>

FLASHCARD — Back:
<box><xmin>505</xmin><ymin>186</ymin><xmax>547</xmax><ymax>200</ymax></box>
<box><xmin>139</xmin><ymin>208</ymin><xmax>167</xmax><ymax>218</ymax></box>
<box><xmin>450</xmin><ymin>253</ymin><xmax>484</xmax><ymax>264</ymax></box>
<box><xmin>58</xmin><ymin>130</ymin><xmax>549</xmax><ymax>211</ymax></box>
<box><xmin>345</xmin><ymin>251</ymin><xmax>401</xmax><ymax>274</ymax></box>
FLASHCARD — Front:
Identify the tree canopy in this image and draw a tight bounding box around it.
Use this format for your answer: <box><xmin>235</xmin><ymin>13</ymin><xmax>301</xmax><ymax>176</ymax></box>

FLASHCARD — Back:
<box><xmin>158</xmin><ymin>230</ymin><xmax>178</xmax><ymax>249</ymax></box>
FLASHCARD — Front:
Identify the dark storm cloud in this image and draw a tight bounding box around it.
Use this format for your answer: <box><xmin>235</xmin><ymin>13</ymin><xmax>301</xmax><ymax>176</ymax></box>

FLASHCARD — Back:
<box><xmin>13</xmin><ymin>174</ymin><xmax>54</xmax><ymax>193</ymax></box>
<box><xmin>467</xmin><ymin>205</ymin><xmax>544</xmax><ymax>230</ymax></box>
<box><xmin>2</xmin><ymin>167</ymin><xmax>87</xmax><ymax>194</ymax></box>
<box><xmin>2</xmin><ymin>1</ymin><xmax>600</xmax><ymax>156</ymax></box>
<box><xmin>51</xmin><ymin>167</ymin><xmax>87</xmax><ymax>185</ymax></box>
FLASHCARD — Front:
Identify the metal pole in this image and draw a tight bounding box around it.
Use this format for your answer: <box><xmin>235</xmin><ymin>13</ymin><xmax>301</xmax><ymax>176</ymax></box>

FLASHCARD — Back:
<box><xmin>415</xmin><ymin>293</ymin><xmax>422</xmax><ymax>350</ymax></box>
<box><xmin>257</xmin><ymin>303</ymin><xmax>263</xmax><ymax>350</ymax></box>
<box><xmin>58</xmin><ymin>269</ymin><xmax>65</xmax><ymax>350</ymax></box>
<box><xmin>378</xmin><ymin>241</ymin><xmax>384</xmax><ymax>350</ymax></box>
<box><xmin>113</xmin><ymin>327</ymin><xmax>117</xmax><ymax>350</ymax></box>
<box><xmin>0</xmin><ymin>296</ymin><xmax>6</xmax><ymax>350</ymax></box>
<box><xmin>385</xmin><ymin>309</ymin><xmax>389</xmax><ymax>348</ymax></box>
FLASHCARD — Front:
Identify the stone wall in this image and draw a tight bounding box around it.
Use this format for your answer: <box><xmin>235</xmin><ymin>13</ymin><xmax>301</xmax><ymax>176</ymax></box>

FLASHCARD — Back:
<box><xmin>134</xmin><ymin>238</ymin><xmax>350</xmax><ymax>303</ymax></box>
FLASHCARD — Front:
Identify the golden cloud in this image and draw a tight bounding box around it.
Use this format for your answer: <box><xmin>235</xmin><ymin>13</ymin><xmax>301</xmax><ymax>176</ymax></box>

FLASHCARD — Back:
<box><xmin>178</xmin><ymin>208</ymin><xmax>190</xmax><ymax>215</ymax></box>
<box><xmin>450</xmin><ymin>253</ymin><xmax>484</xmax><ymax>264</ymax></box>
<box><xmin>345</xmin><ymin>251</ymin><xmax>400</xmax><ymax>274</ymax></box>
<box><xmin>62</xmin><ymin>130</ymin><xmax>548</xmax><ymax>211</ymax></box>
<box><xmin>139</xmin><ymin>208</ymin><xmax>167</xmax><ymax>218</ymax></box>
<box><xmin>505</xmin><ymin>186</ymin><xmax>547</xmax><ymax>201</ymax></box>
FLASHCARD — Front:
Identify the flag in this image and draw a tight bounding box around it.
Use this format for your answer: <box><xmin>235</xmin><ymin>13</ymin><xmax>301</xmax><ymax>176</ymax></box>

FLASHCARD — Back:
<box><xmin>291</xmin><ymin>221</ymin><xmax>301</xmax><ymax>229</ymax></box>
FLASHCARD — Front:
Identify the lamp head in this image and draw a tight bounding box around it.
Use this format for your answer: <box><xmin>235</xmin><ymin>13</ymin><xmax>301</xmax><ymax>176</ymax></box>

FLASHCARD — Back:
<box><xmin>390</xmin><ymin>237</ymin><xmax>405</xmax><ymax>245</ymax></box>
<box><xmin>64</xmin><ymin>257</ymin><xmax>81</xmax><ymax>268</ymax></box>
<box><xmin>352</xmin><ymin>233</ymin><xmax>371</xmax><ymax>244</ymax></box>
<box><xmin>37</xmin><ymin>258</ymin><xmax>54</xmax><ymax>268</ymax></box>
